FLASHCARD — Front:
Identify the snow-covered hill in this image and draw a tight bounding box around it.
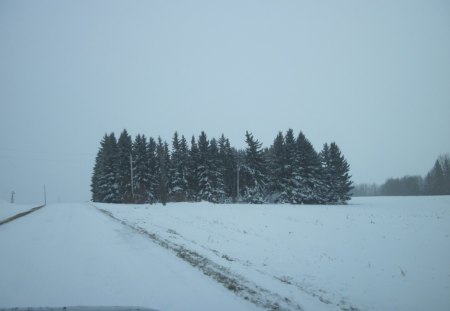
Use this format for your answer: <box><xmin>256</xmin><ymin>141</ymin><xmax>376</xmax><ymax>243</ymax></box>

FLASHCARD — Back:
<box><xmin>1</xmin><ymin>197</ymin><xmax>449</xmax><ymax>311</ymax></box>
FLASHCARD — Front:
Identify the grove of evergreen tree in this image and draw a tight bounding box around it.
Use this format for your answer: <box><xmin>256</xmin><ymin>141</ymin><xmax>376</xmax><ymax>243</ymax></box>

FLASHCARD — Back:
<box><xmin>91</xmin><ymin>129</ymin><xmax>354</xmax><ymax>204</ymax></box>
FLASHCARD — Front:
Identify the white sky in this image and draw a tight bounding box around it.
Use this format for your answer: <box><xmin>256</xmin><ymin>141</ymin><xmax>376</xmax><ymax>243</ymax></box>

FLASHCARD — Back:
<box><xmin>1</xmin><ymin>0</ymin><xmax>449</xmax><ymax>203</ymax></box>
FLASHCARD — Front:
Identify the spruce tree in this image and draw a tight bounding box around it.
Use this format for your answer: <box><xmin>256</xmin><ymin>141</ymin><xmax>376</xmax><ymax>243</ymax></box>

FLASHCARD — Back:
<box><xmin>115</xmin><ymin>129</ymin><xmax>133</xmax><ymax>203</ymax></box>
<box><xmin>156</xmin><ymin>137</ymin><xmax>169</xmax><ymax>205</ymax></box>
<box><xmin>132</xmin><ymin>134</ymin><xmax>150</xmax><ymax>203</ymax></box>
<box><xmin>147</xmin><ymin>137</ymin><xmax>158</xmax><ymax>203</ymax></box>
<box><xmin>91</xmin><ymin>134</ymin><xmax>106</xmax><ymax>202</ymax></box>
<box><xmin>208</xmin><ymin>138</ymin><xmax>226</xmax><ymax>202</ymax></box>
<box><xmin>170</xmin><ymin>132</ymin><xmax>189</xmax><ymax>201</ymax></box>
<box><xmin>283</xmin><ymin>129</ymin><xmax>299</xmax><ymax>203</ymax></box>
<box><xmin>267</xmin><ymin>131</ymin><xmax>286</xmax><ymax>202</ymax></box>
<box><xmin>242</xmin><ymin>131</ymin><xmax>266</xmax><ymax>203</ymax></box>
<box><xmin>323</xmin><ymin>142</ymin><xmax>353</xmax><ymax>204</ymax></box>
<box><xmin>295</xmin><ymin>132</ymin><xmax>323</xmax><ymax>204</ymax></box>
<box><xmin>196</xmin><ymin>131</ymin><xmax>214</xmax><ymax>202</ymax></box>
<box><xmin>99</xmin><ymin>133</ymin><xmax>119</xmax><ymax>203</ymax></box>
<box><xmin>187</xmin><ymin>136</ymin><xmax>200</xmax><ymax>201</ymax></box>
<box><xmin>218</xmin><ymin>134</ymin><xmax>236</xmax><ymax>201</ymax></box>
<box><xmin>319</xmin><ymin>143</ymin><xmax>334</xmax><ymax>203</ymax></box>
<box><xmin>426</xmin><ymin>160</ymin><xmax>445</xmax><ymax>195</ymax></box>
<box><xmin>179</xmin><ymin>135</ymin><xmax>190</xmax><ymax>196</ymax></box>
<box><xmin>442</xmin><ymin>157</ymin><xmax>450</xmax><ymax>195</ymax></box>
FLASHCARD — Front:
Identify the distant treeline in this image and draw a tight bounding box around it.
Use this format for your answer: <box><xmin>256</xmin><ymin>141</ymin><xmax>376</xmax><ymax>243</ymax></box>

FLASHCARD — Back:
<box><xmin>353</xmin><ymin>154</ymin><xmax>450</xmax><ymax>196</ymax></box>
<box><xmin>91</xmin><ymin>129</ymin><xmax>353</xmax><ymax>205</ymax></box>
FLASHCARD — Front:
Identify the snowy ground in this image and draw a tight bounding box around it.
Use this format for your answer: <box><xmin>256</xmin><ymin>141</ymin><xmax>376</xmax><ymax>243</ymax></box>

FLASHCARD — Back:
<box><xmin>1</xmin><ymin>197</ymin><xmax>449</xmax><ymax>311</ymax></box>
<box><xmin>94</xmin><ymin>196</ymin><xmax>450</xmax><ymax>311</ymax></box>
<box><xmin>0</xmin><ymin>203</ymin><xmax>260</xmax><ymax>311</ymax></box>
<box><xmin>0</xmin><ymin>199</ymin><xmax>40</xmax><ymax>221</ymax></box>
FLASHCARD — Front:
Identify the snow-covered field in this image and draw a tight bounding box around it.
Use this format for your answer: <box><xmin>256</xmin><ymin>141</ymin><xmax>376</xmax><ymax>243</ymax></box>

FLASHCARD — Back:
<box><xmin>95</xmin><ymin>196</ymin><xmax>450</xmax><ymax>311</ymax></box>
<box><xmin>1</xmin><ymin>197</ymin><xmax>449</xmax><ymax>311</ymax></box>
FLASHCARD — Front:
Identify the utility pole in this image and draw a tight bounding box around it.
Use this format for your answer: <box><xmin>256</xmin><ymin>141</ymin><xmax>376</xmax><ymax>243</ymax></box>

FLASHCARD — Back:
<box><xmin>236</xmin><ymin>164</ymin><xmax>240</xmax><ymax>202</ymax></box>
<box><xmin>130</xmin><ymin>153</ymin><xmax>134</xmax><ymax>200</ymax></box>
<box><xmin>44</xmin><ymin>184</ymin><xmax>47</xmax><ymax>205</ymax></box>
<box><xmin>10</xmin><ymin>191</ymin><xmax>15</xmax><ymax>204</ymax></box>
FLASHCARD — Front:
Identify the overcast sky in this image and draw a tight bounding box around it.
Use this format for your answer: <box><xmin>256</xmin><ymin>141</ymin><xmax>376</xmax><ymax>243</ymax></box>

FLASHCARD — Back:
<box><xmin>1</xmin><ymin>0</ymin><xmax>449</xmax><ymax>203</ymax></box>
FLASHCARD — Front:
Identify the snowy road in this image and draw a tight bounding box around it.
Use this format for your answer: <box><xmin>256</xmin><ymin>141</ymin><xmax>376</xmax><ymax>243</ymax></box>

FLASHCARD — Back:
<box><xmin>0</xmin><ymin>203</ymin><xmax>260</xmax><ymax>311</ymax></box>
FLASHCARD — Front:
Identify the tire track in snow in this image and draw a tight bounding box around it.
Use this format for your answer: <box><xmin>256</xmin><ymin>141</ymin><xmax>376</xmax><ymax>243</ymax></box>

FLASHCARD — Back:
<box><xmin>93</xmin><ymin>205</ymin><xmax>304</xmax><ymax>311</ymax></box>
<box><xmin>118</xmin><ymin>213</ymin><xmax>361</xmax><ymax>311</ymax></box>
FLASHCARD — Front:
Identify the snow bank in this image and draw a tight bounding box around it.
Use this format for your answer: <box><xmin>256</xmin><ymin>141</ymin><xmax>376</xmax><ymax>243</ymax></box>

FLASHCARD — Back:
<box><xmin>0</xmin><ymin>201</ymin><xmax>39</xmax><ymax>222</ymax></box>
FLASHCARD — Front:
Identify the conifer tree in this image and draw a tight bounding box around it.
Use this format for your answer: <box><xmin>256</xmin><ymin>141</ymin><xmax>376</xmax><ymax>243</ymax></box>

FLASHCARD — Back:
<box><xmin>147</xmin><ymin>137</ymin><xmax>158</xmax><ymax>203</ymax></box>
<box><xmin>267</xmin><ymin>132</ymin><xmax>286</xmax><ymax>202</ymax></box>
<box><xmin>179</xmin><ymin>135</ymin><xmax>190</xmax><ymax>195</ymax></box>
<box><xmin>156</xmin><ymin>137</ymin><xmax>169</xmax><ymax>205</ymax></box>
<box><xmin>132</xmin><ymin>134</ymin><xmax>150</xmax><ymax>203</ymax></box>
<box><xmin>283</xmin><ymin>129</ymin><xmax>299</xmax><ymax>203</ymax></box>
<box><xmin>442</xmin><ymin>157</ymin><xmax>450</xmax><ymax>195</ymax></box>
<box><xmin>242</xmin><ymin>131</ymin><xmax>266</xmax><ymax>203</ymax></box>
<box><xmin>196</xmin><ymin>131</ymin><xmax>215</xmax><ymax>202</ymax></box>
<box><xmin>320</xmin><ymin>143</ymin><xmax>333</xmax><ymax>203</ymax></box>
<box><xmin>115</xmin><ymin>129</ymin><xmax>133</xmax><ymax>203</ymax></box>
<box><xmin>218</xmin><ymin>134</ymin><xmax>236</xmax><ymax>201</ymax></box>
<box><xmin>187</xmin><ymin>136</ymin><xmax>200</xmax><ymax>201</ymax></box>
<box><xmin>322</xmin><ymin>142</ymin><xmax>353</xmax><ymax>204</ymax></box>
<box><xmin>97</xmin><ymin>133</ymin><xmax>119</xmax><ymax>203</ymax></box>
<box><xmin>91</xmin><ymin>134</ymin><xmax>106</xmax><ymax>202</ymax></box>
<box><xmin>425</xmin><ymin>160</ymin><xmax>445</xmax><ymax>195</ymax></box>
<box><xmin>208</xmin><ymin>138</ymin><xmax>226</xmax><ymax>202</ymax></box>
<box><xmin>295</xmin><ymin>132</ymin><xmax>323</xmax><ymax>204</ymax></box>
<box><xmin>170</xmin><ymin>132</ymin><xmax>189</xmax><ymax>201</ymax></box>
